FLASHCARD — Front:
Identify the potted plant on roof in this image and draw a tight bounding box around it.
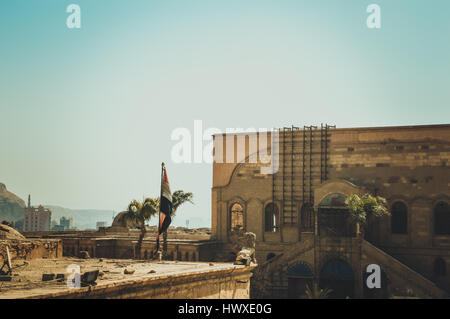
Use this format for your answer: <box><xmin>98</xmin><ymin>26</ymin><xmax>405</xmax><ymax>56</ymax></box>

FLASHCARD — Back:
<box><xmin>345</xmin><ymin>193</ymin><xmax>389</xmax><ymax>237</ymax></box>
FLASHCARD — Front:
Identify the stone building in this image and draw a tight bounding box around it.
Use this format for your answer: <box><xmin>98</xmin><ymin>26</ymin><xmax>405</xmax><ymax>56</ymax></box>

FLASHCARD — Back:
<box><xmin>211</xmin><ymin>124</ymin><xmax>450</xmax><ymax>298</ymax></box>
<box><xmin>23</xmin><ymin>227</ymin><xmax>219</xmax><ymax>263</ymax></box>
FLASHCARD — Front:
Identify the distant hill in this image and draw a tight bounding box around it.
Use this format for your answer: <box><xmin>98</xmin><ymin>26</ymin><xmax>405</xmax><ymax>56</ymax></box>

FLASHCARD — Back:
<box><xmin>44</xmin><ymin>205</ymin><xmax>115</xmax><ymax>230</ymax></box>
<box><xmin>0</xmin><ymin>183</ymin><xmax>115</xmax><ymax>230</ymax></box>
<box><xmin>0</xmin><ymin>183</ymin><xmax>207</xmax><ymax>230</ymax></box>
<box><xmin>0</xmin><ymin>183</ymin><xmax>26</xmax><ymax>223</ymax></box>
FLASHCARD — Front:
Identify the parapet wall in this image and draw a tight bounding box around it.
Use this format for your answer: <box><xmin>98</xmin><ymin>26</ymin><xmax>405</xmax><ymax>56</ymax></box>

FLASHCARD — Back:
<box><xmin>24</xmin><ymin>265</ymin><xmax>255</xmax><ymax>299</ymax></box>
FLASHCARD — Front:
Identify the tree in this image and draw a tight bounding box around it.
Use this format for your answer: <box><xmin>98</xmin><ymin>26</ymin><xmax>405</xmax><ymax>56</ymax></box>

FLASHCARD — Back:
<box><xmin>162</xmin><ymin>190</ymin><xmax>194</xmax><ymax>257</ymax></box>
<box><xmin>345</xmin><ymin>193</ymin><xmax>389</xmax><ymax>235</ymax></box>
<box><xmin>122</xmin><ymin>198</ymin><xmax>158</xmax><ymax>259</ymax></box>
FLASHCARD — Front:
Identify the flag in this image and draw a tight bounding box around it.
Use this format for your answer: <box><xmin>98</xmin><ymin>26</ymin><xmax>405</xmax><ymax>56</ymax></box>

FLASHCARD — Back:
<box><xmin>156</xmin><ymin>164</ymin><xmax>172</xmax><ymax>251</ymax></box>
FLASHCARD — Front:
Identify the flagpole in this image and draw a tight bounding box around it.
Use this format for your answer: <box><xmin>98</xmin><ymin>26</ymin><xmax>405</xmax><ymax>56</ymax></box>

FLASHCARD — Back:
<box><xmin>156</xmin><ymin>162</ymin><xmax>165</xmax><ymax>258</ymax></box>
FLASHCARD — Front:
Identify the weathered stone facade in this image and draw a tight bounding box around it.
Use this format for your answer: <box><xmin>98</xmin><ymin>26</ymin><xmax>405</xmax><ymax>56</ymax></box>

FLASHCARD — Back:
<box><xmin>24</xmin><ymin>229</ymin><xmax>219</xmax><ymax>263</ymax></box>
<box><xmin>0</xmin><ymin>239</ymin><xmax>62</xmax><ymax>261</ymax></box>
<box><xmin>211</xmin><ymin>124</ymin><xmax>450</xmax><ymax>298</ymax></box>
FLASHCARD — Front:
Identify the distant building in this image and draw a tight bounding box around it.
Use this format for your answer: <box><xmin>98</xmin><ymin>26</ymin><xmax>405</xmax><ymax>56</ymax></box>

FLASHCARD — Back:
<box><xmin>24</xmin><ymin>205</ymin><xmax>51</xmax><ymax>231</ymax></box>
<box><xmin>96</xmin><ymin>221</ymin><xmax>108</xmax><ymax>229</ymax></box>
<box><xmin>60</xmin><ymin>217</ymin><xmax>73</xmax><ymax>230</ymax></box>
<box><xmin>52</xmin><ymin>224</ymin><xmax>65</xmax><ymax>231</ymax></box>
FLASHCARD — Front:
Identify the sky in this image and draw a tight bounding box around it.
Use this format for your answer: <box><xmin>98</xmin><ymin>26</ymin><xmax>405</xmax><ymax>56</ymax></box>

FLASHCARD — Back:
<box><xmin>1</xmin><ymin>0</ymin><xmax>449</xmax><ymax>227</ymax></box>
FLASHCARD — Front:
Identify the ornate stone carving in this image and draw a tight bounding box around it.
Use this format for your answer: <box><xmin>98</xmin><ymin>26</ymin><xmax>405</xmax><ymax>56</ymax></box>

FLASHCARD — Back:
<box><xmin>234</xmin><ymin>232</ymin><xmax>257</xmax><ymax>266</ymax></box>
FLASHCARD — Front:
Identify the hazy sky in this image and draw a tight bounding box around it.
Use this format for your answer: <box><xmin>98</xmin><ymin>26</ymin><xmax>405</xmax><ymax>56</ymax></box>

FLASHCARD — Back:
<box><xmin>1</xmin><ymin>1</ymin><xmax>449</xmax><ymax>227</ymax></box>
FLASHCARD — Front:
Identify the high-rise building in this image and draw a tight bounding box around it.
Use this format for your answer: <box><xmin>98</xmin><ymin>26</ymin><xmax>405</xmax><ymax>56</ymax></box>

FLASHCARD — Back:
<box><xmin>24</xmin><ymin>204</ymin><xmax>51</xmax><ymax>232</ymax></box>
<box><xmin>60</xmin><ymin>216</ymin><xmax>73</xmax><ymax>230</ymax></box>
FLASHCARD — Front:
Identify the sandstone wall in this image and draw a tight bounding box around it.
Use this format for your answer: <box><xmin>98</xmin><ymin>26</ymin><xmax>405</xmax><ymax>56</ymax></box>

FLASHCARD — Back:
<box><xmin>0</xmin><ymin>239</ymin><xmax>62</xmax><ymax>261</ymax></box>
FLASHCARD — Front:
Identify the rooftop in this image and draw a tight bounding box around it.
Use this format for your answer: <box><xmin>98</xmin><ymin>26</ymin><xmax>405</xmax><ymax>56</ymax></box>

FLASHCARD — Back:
<box><xmin>212</xmin><ymin>123</ymin><xmax>450</xmax><ymax>137</ymax></box>
<box><xmin>0</xmin><ymin>257</ymin><xmax>247</xmax><ymax>299</ymax></box>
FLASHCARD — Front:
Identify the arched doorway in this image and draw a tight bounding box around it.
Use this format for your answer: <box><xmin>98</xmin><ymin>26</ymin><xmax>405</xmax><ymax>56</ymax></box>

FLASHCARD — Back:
<box><xmin>318</xmin><ymin>194</ymin><xmax>354</xmax><ymax>237</ymax></box>
<box><xmin>287</xmin><ymin>263</ymin><xmax>313</xmax><ymax>299</ymax></box>
<box><xmin>319</xmin><ymin>259</ymin><xmax>354</xmax><ymax>299</ymax></box>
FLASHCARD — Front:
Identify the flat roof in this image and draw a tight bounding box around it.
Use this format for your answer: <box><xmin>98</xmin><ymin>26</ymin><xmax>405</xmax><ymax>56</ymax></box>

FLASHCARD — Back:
<box><xmin>0</xmin><ymin>257</ymin><xmax>246</xmax><ymax>299</ymax></box>
<box><xmin>212</xmin><ymin>123</ymin><xmax>450</xmax><ymax>136</ymax></box>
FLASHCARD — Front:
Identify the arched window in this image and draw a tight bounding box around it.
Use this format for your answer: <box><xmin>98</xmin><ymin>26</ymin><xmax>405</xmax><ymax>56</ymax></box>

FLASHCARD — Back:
<box><xmin>434</xmin><ymin>202</ymin><xmax>450</xmax><ymax>235</ymax></box>
<box><xmin>230</xmin><ymin>203</ymin><xmax>244</xmax><ymax>231</ymax></box>
<box><xmin>391</xmin><ymin>201</ymin><xmax>407</xmax><ymax>234</ymax></box>
<box><xmin>265</xmin><ymin>203</ymin><xmax>279</xmax><ymax>232</ymax></box>
<box><xmin>434</xmin><ymin>257</ymin><xmax>446</xmax><ymax>277</ymax></box>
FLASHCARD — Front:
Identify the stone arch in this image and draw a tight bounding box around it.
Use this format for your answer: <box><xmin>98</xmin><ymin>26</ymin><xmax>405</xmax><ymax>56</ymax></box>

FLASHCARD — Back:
<box><xmin>228</xmin><ymin>199</ymin><xmax>246</xmax><ymax>232</ymax></box>
<box><xmin>319</xmin><ymin>258</ymin><xmax>354</xmax><ymax>299</ymax></box>
<box><xmin>287</xmin><ymin>262</ymin><xmax>314</xmax><ymax>299</ymax></box>
<box><xmin>314</xmin><ymin>179</ymin><xmax>367</xmax><ymax>211</ymax></box>
<box><xmin>264</xmin><ymin>202</ymin><xmax>279</xmax><ymax>232</ymax></box>
<box><xmin>317</xmin><ymin>193</ymin><xmax>353</xmax><ymax>237</ymax></box>
<box><xmin>221</xmin><ymin>144</ymin><xmax>276</xmax><ymax>188</ymax></box>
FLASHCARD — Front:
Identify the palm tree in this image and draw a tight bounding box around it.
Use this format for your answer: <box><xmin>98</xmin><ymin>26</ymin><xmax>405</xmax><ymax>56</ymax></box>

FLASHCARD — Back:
<box><xmin>345</xmin><ymin>193</ymin><xmax>389</xmax><ymax>236</ymax></box>
<box><xmin>305</xmin><ymin>283</ymin><xmax>333</xmax><ymax>299</ymax></box>
<box><xmin>122</xmin><ymin>198</ymin><xmax>158</xmax><ymax>259</ymax></box>
<box><xmin>162</xmin><ymin>190</ymin><xmax>194</xmax><ymax>257</ymax></box>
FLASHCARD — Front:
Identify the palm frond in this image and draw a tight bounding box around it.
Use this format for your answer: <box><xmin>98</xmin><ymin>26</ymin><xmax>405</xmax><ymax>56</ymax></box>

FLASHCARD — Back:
<box><xmin>171</xmin><ymin>190</ymin><xmax>194</xmax><ymax>217</ymax></box>
<box><xmin>305</xmin><ymin>283</ymin><xmax>332</xmax><ymax>299</ymax></box>
<box><xmin>345</xmin><ymin>193</ymin><xmax>390</xmax><ymax>228</ymax></box>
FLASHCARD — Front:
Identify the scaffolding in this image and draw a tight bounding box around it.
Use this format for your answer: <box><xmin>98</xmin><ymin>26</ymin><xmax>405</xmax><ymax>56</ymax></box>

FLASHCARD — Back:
<box><xmin>271</xmin><ymin>124</ymin><xmax>335</xmax><ymax>228</ymax></box>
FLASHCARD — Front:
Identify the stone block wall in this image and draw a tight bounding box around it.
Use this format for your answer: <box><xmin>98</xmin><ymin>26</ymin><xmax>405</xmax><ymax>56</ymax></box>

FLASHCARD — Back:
<box><xmin>0</xmin><ymin>239</ymin><xmax>62</xmax><ymax>261</ymax></box>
